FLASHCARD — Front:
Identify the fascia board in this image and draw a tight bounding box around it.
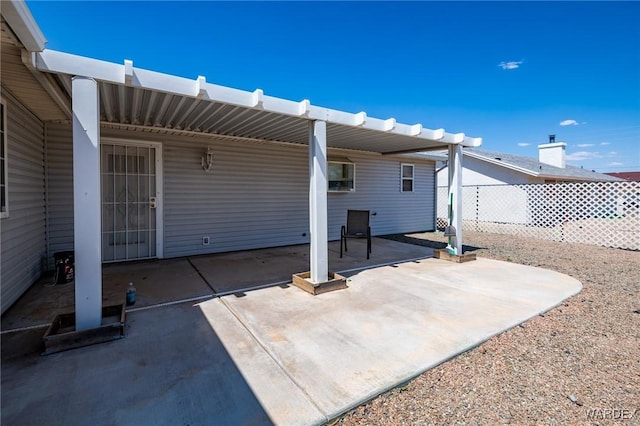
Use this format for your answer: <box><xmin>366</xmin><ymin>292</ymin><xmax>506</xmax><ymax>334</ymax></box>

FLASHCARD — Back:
<box><xmin>2</xmin><ymin>0</ymin><xmax>46</xmax><ymax>52</ymax></box>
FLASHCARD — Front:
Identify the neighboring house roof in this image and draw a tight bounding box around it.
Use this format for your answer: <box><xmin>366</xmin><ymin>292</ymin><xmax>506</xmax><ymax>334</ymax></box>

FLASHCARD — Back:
<box><xmin>605</xmin><ymin>172</ymin><xmax>640</xmax><ymax>181</ymax></box>
<box><xmin>425</xmin><ymin>149</ymin><xmax>623</xmax><ymax>182</ymax></box>
<box><xmin>464</xmin><ymin>149</ymin><xmax>622</xmax><ymax>181</ymax></box>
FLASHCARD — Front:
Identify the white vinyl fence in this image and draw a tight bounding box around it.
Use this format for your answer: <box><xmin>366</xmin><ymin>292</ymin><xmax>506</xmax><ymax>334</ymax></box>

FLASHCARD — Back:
<box><xmin>437</xmin><ymin>181</ymin><xmax>640</xmax><ymax>250</ymax></box>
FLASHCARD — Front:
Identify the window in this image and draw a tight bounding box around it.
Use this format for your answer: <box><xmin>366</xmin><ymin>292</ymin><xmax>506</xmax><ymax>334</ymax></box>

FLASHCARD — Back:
<box><xmin>328</xmin><ymin>160</ymin><xmax>355</xmax><ymax>192</ymax></box>
<box><xmin>401</xmin><ymin>163</ymin><xmax>414</xmax><ymax>192</ymax></box>
<box><xmin>0</xmin><ymin>99</ymin><xmax>7</xmax><ymax>218</ymax></box>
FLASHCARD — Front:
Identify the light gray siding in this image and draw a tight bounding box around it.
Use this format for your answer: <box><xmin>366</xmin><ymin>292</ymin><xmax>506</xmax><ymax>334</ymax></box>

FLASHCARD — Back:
<box><xmin>163</xmin><ymin>139</ymin><xmax>310</xmax><ymax>257</ymax></box>
<box><xmin>44</xmin><ymin>122</ymin><xmax>74</xmax><ymax>265</ymax></box>
<box><xmin>0</xmin><ymin>92</ymin><xmax>46</xmax><ymax>314</ymax></box>
<box><xmin>162</xmin><ymin>135</ymin><xmax>435</xmax><ymax>257</ymax></box>
<box><xmin>41</xmin><ymin>126</ymin><xmax>436</xmax><ymax>261</ymax></box>
<box><xmin>327</xmin><ymin>155</ymin><xmax>435</xmax><ymax>239</ymax></box>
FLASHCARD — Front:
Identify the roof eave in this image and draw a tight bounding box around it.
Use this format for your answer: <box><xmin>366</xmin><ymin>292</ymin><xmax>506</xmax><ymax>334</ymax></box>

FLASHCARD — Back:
<box><xmin>2</xmin><ymin>0</ymin><xmax>46</xmax><ymax>52</ymax></box>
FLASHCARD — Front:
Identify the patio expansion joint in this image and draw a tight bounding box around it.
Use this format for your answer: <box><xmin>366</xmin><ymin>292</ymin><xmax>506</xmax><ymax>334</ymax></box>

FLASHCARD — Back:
<box><xmin>186</xmin><ymin>256</ymin><xmax>218</xmax><ymax>294</ymax></box>
<box><xmin>335</xmin><ymin>255</ymin><xmax>432</xmax><ymax>275</ymax></box>
<box><xmin>218</xmin><ymin>297</ymin><xmax>330</xmax><ymax>422</ymax></box>
<box><xmin>125</xmin><ymin>294</ymin><xmax>215</xmax><ymax>313</ymax></box>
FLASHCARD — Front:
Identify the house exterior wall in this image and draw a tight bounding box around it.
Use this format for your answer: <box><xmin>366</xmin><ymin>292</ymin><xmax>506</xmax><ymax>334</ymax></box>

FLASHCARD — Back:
<box><xmin>45</xmin><ymin>125</ymin><xmax>436</xmax><ymax>260</ymax></box>
<box><xmin>437</xmin><ymin>156</ymin><xmax>540</xmax><ymax>187</ymax></box>
<box><xmin>0</xmin><ymin>91</ymin><xmax>46</xmax><ymax>314</ymax></box>
<box><xmin>45</xmin><ymin>123</ymin><xmax>74</xmax><ymax>265</ymax></box>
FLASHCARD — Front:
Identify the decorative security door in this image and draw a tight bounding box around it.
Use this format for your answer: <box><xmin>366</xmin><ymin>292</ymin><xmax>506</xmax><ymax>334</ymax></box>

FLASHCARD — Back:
<box><xmin>101</xmin><ymin>142</ymin><xmax>161</xmax><ymax>262</ymax></box>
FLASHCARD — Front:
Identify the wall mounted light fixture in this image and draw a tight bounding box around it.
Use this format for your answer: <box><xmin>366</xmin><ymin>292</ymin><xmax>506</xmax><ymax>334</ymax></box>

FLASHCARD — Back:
<box><xmin>201</xmin><ymin>147</ymin><xmax>214</xmax><ymax>173</ymax></box>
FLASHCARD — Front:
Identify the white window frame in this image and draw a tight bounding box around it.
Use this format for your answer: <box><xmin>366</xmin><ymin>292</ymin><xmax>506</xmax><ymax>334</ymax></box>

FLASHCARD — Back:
<box><xmin>1</xmin><ymin>98</ymin><xmax>8</xmax><ymax>218</ymax></box>
<box><xmin>401</xmin><ymin>163</ymin><xmax>414</xmax><ymax>193</ymax></box>
<box><xmin>328</xmin><ymin>160</ymin><xmax>356</xmax><ymax>193</ymax></box>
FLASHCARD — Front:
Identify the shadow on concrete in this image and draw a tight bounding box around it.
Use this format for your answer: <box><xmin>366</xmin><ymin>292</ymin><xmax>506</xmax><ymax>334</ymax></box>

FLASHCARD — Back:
<box><xmin>1</xmin><ymin>302</ymin><xmax>276</xmax><ymax>426</ymax></box>
<box><xmin>380</xmin><ymin>232</ymin><xmax>485</xmax><ymax>253</ymax></box>
<box><xmin>3</xmin><ymin>238</ymin><xmax>431</xmax><ymax>424</ymax></box>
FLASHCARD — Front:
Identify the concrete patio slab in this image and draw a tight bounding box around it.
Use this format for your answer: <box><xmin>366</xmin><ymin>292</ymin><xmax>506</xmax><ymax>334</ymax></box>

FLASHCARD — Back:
<box><xmin>0</xmin><ymin>257</ymin><xmax>213</xmax><ymax>331</ymax></box>
<box><xmin>1</xmin><ymin>241</ymin><xmax>582</xmax><ymax>426</ymax></box>
<box><xmin>215</xmin><ymin>257</ymin><xmax>582</xmax><ymax>421</ymax></box>
<box><xmin>188</xmin><ymin>237</ymin><xmax>433</xmax><ymax>294</ymax></box>
<box><xmin>1</xmin><ymin>302</ymin><xmax>322</xmax><ymax>426</ymax></box>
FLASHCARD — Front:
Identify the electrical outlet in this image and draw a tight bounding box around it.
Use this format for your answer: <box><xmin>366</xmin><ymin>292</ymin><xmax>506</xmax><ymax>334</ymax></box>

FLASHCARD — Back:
<box><xmin>202</xmin><ymin>236</ymin><xmax>210</xmax><ymax>245</ymax></box>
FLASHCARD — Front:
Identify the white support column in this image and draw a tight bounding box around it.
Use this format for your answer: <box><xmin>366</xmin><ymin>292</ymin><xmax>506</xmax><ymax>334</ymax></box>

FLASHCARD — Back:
<box><xmin>309</xmin><ymin>120</ymin><xmax>329</xmax><ymax>283</ymax></box>
<box><xmin>448</xmin><ymin>144</ymin><xmax>464</xmax><ymax>255</ymax></box>
<box><xmin>72</xmin><ymin>76</ymin><xmax>102</xmax><ymax>330</ymax></box>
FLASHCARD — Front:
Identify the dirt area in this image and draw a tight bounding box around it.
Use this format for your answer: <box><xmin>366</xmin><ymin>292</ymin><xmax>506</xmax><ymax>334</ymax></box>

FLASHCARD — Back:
<box><xmin>338</xmin><ymin>231</ymin><xmax>640</xmax><ymax>425</ymax></box>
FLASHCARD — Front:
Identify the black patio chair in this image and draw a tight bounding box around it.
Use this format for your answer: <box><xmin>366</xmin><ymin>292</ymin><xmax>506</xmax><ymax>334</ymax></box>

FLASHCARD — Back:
<box><xmin>340</xmin><ymin>209</ymin><xmax>371</xmax><ymax>259</ymax></box>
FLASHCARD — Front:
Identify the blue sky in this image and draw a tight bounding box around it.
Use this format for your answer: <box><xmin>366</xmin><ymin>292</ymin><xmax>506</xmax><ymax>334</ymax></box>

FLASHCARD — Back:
<box><xmin>27</xmin><ymin>1</ymin><xmax>640</xmax><ymax>173</ymax></box>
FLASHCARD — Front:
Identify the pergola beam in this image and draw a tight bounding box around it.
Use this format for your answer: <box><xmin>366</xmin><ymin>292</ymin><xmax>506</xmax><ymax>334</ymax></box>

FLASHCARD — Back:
<box><xmin>33</xmin><ymin>49</ymin><xmax>482</xmax><ymax>147</ymax></box>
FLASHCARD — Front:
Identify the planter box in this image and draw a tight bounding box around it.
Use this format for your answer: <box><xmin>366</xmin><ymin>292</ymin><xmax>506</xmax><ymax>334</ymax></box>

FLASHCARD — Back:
<box><xmin>434</xmin><ymin>249</ymin><xmax>477</xmax><ymax>263</ymax></box>
<box><xmin>42</xmin><ymin>304</ymin><xmax>126</xmax><ymax>355</ymax></box>
<box><xmin>292</xmin><ymin>271</ymin><xmax>347</xmax><ymax>295</ymax></box>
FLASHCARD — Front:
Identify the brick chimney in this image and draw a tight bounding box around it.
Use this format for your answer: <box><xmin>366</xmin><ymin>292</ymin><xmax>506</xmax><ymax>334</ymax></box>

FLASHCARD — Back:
<box><xmin>538</xmin><ymin>135</ymin><xmax>566</xmax><ymax>168</ymax></box>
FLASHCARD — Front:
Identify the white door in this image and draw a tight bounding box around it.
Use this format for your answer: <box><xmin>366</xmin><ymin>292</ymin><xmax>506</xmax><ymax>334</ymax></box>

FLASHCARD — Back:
<box><xmin>101</xmin><ymin>141</ymin><xmax>162</xmax><ymax>262</ymax></box>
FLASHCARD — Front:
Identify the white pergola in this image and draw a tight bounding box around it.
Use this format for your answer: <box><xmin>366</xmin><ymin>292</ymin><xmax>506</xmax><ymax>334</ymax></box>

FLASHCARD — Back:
<box><xmin>29</xmin><ymin>49</ymin><xmax>477</xmax><ymax>330</ymax></box>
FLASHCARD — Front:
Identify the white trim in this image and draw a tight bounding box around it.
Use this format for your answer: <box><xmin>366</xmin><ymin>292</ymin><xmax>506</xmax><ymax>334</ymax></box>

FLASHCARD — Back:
<box><xmin>155</xmin><ymin>144</ymin><xmax>164</xmax><ymax>259</ymax></box>
<box><xmin>1</xmin><ymin>0</ymin><xmax>47</xmax><ymax>52</ymax></box>
<box><xmin>33</xmin><ymin>49</ymin><xmax>483</xmax><ymax>148</ymax></box>
<box><xmin>100</xmin><ymin>137</ymin><xmax>164</xmax><ymax>260</ymax></box>
<box><xmin>0</xmin><ymin>98</ymin><xmax>8</xmax><ymax>218</ymax></box>
<box><xmin>401</xmin><ymin>163</ymin><xmax>414</xmax><ymax>193</ymax></box>
<box><xmin>327</xmin><ymin>159</ymin><xmax>356</xmax><ymax>193</ymax></box>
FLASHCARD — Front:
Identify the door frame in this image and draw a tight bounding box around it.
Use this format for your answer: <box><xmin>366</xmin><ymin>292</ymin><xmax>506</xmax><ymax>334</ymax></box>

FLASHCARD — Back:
<box><xmin>100</xmin><ymin>137</ymin><xmax>164</xmax><ymax>260</ymax></box>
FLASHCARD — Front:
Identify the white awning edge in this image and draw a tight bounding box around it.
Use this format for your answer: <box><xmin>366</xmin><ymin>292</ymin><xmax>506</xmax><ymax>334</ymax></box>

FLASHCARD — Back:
<box><xmin>33</xmin><ymin>49</ymin><xmax>482</xmax><ymax>147</ymax></box>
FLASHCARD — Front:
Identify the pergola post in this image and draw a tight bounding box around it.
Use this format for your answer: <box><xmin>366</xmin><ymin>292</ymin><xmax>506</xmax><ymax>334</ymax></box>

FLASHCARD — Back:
<box><xmin>72</xmin><ymin>76</ymin><xmax>102</xmax><ymax>330</ymax></box>
<box><xmin>447</xmin><ymin>144</ymin><xmax>463</xmax><ymax>255</ymax></box>
<box><xmin>308</xmin><ymin>120</ymin><xmax>329</xmax><ymax>283</ymax></box>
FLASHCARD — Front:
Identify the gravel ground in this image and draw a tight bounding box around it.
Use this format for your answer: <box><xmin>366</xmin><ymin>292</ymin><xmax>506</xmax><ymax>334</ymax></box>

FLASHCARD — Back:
<box><xmin>337</xmin><ymin>231</ymin><xmax>640</xmax><ymax>425</ymax></box>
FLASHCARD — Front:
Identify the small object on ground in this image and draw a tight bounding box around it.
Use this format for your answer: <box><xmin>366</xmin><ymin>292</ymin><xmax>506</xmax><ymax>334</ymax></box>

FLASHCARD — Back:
<box><xmin>126</xmin><ymin>282</ymin><xmax>136</xmax><ymax>306</ymax></box>
<box><xmin>567</xmin><ymin>395</ymin><xmax>582</xmax><ymax>406</ymax></box>
<box><xmin>53</xmin><ymin>251</ymin><xmax>75</xmax><ymax>285</ymax></box>
<box><xmin>634</xmin><ymin>308</ymin><xmax>640</xmax><ymax>314</ymax></box>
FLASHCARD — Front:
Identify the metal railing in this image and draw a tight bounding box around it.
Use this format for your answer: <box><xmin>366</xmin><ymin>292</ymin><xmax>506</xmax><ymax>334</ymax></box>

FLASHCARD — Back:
<box><xmin>437</xmin><ymin>181</ymin><xmax>640</xmax><ymax>250</ymax></box>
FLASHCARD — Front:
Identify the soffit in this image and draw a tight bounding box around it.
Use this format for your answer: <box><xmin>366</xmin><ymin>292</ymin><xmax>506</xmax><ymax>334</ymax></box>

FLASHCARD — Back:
<box><xmin>1</xmin><ymin>20</ymin><xmax>67</xmax><ymax>121</ymax></box>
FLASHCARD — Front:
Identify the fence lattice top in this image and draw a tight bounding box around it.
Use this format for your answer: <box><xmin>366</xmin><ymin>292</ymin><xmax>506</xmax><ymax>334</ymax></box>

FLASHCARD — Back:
<box><xmin>438</xmin><ymin>181</ymin><xmax>639</xmax><ymax>250</ymax></box>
